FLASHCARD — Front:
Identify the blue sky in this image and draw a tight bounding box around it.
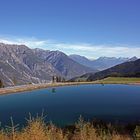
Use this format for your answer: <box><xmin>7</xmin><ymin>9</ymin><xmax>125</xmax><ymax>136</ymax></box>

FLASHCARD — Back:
<box><xmin>0</xmin><ymin>0</ymin><xmax>140</xmax><ymax>58</ymax></box>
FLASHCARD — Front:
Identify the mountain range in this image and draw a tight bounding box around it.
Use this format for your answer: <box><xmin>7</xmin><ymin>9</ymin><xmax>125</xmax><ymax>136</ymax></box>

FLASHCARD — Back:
<box><xmin>0</xmin><ymin>43</ymin><xmax>95</xmax><ymax>86</ymax></box>
<box><xmin>69</xmin><ymin>54</ymin><xmax>138</xmax><ymax>70</ymax></box>
<box><xmin>70</xmin><ymin>59</ymin><xmax>140</xmax><ymax>82</ymax></box>
<box><xmin>0</xmin><ymin>43</ymin><xmax>139</xmax><ymax>86</ymax></box>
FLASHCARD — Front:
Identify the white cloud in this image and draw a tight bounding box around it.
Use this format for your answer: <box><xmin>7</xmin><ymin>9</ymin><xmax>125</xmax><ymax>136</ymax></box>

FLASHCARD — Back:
<box><xmin>47</xmin><ymin>43</ymin><xmax>140</xmax><ymax>59</ymax></box>
<box><xmin>0</xmin><ymin>36</ymin><xmax>140</xmax><ymax>59</ymax></box>
<box><xmin>0</xmin><ymin>36</ymin><xmax>49</xmax><ymax>49</ymax></box>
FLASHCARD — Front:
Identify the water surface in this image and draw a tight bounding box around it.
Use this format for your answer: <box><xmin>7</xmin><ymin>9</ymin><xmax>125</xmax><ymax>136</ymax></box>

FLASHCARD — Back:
<box><xmin>0</xmin><ymin>84</ymin><xmax>140</xmax><ymax>126</ymax></box>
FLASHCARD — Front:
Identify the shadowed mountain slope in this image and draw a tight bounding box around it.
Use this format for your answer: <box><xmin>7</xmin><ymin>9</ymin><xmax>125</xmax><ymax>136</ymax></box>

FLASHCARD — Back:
<box><xmin>70</xmin><ymin>59</ymin><xmax>140</xmax><ymax>82</ymax></box>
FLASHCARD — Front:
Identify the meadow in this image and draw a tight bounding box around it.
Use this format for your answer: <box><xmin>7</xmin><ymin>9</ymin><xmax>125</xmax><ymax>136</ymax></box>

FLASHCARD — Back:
<box><xmin>96</xmin><ymin>77</ymin><xmax>140</xmax><ymax>84</ymax></box>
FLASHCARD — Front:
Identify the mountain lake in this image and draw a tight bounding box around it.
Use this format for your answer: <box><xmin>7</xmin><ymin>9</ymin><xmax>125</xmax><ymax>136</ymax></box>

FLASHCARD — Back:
<box><xmin>0</xmin><ymin>84</ymin><xmax>140</xmax><ymax>127</ymax></box>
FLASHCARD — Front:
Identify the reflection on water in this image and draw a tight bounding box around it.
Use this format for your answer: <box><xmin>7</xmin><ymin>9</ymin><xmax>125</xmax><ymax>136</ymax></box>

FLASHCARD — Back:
<box><xmin>101</xmin><ymin>83</ymin><xmax>104</xmax><ymax>86</ymax></box>
<box><xmin>51</xmin><ymin>88</ymin><xmax>56</xmax><ymax>93</ymax></box>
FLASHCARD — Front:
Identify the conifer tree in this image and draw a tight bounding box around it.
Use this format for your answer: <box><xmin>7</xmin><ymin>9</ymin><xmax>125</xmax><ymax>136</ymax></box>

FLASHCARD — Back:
<box><xmin>0</xmin><ymin>79</ymin><xmax>4</xmax><ymax>88</ymax></box>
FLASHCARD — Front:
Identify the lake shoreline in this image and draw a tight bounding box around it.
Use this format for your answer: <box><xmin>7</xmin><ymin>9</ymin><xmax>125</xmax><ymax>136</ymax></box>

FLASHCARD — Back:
<box><xmin>0</xmin><ymin>81</ymin><xmax>140</xmax><ymax>95</ymax></box>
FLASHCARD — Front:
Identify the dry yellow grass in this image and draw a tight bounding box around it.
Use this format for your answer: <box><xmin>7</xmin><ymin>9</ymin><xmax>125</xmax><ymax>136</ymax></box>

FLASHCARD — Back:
<box><xmin>0</xmin><ymin>115</ymin><xmax>138</xmax><ymax>140</ymax></box>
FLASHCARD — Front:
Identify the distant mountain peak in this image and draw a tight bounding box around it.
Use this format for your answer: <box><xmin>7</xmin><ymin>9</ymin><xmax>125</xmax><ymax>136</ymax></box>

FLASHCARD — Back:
<box><xmin>69</xmin><ymin>54</ymin><xmax>88</xmax><ymax>59</ymax></box>
<box><xmin>69</xmin><ymin>55</ymin><xmax>133</xmax><ymax>71</ymax></box>
<box><xmin>128</xmin><ymin>56</ymin><xmax>138</xmax><ymax>61</ymax></box>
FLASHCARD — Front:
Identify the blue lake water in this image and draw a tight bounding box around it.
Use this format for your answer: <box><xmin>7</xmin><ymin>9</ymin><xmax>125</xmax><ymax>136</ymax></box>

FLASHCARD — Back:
<box><xmin>0</xmin><ymin>84</ymin><xmax>140</xmax><ymax>126</ymax></box>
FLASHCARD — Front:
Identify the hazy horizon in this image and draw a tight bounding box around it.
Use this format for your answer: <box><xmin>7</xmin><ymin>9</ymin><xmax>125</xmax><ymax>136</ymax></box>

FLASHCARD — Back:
<box><xmin>0</xmin><ymin>41</ymin><xmax>139</xmax><ymax>60</ymax></box>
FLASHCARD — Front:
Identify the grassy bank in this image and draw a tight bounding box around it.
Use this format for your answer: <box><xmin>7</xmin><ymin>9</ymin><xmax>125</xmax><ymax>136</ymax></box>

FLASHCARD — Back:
<box><xmin>0</xmin><ymin>115</ymin><xmax>139</xmax><ymax>140</ymax></box>
<box><xmin>0</xmin><ymin>77</ymin><xmax>140</xmax><ymax>95</ymax></box>
<box><xmin>96</xmin><ymin>77</ymin><xmax>140</xmax><ymax>84</ymax></box>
